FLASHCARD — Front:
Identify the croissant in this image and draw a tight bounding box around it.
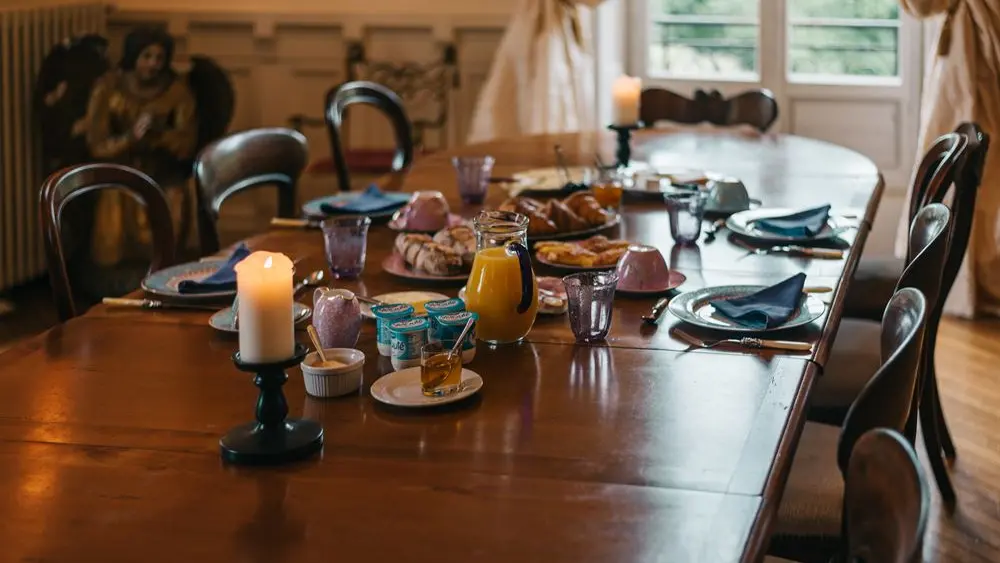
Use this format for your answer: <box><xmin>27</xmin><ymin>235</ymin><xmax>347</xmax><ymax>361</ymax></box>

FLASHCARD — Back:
<box><xmin>565</xmin><ymin>192</ymin><xmax>611</xmax><ymax>226</ymax></box>
<box><xmin>395</xmin><ymin>234</ymin><xmax>433</xmax><ymax>265</ymax></box>
<box><xmin>548</xmin><ymin>200</ymin><xmax>589</xmax><ymax>231</ymax></box>
<box><xmin>522</xmin><ymin>201</ymin><xmax>559</xmax><ymax>235</ymax></box>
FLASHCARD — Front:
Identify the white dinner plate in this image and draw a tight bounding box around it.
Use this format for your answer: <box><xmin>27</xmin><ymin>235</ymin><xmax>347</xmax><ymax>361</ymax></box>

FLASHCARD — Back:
<box><xmin>726</xmin><ymin>208</ymin><xmax>855</xmax><ymax>244</ymax></box>
<box><xmin>370</xmin><ymin>367</ymin><xmax>484</xmax><ymax>408</ymax></box>
<box><xmin>209</xmin><ymin>303</ymin><xmax>311</xmax><ymax>333</ymax></box>
<box><xmin>667</xmin><ymin>284</ymin><xmax>826</xmax><ymax>333</ymax></box>
<box><xmin>360</xmin><ymin>291</ymin><xmax>451</xmax><ymax>319</ymax></box>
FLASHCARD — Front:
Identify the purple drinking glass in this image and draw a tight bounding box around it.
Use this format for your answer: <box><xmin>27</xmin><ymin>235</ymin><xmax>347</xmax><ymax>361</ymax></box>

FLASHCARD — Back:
<box><xmin>321</xmin><ymin>216</ymin><xmax>371</xmax><ymax>279</ymax></box>
<box><xmin>664</xmin><ymin>190</ymin><xmax>708</xmax><ymax>245</ymax></box>
<box><xmin>563</xmin><ymin>271</ymin><xmax>619</xmax><ymax>343</ymax></box>
<box><xmin>452</xmin><ymin>156</ymin><xmax>495</xmax><ymax>205</ymax></box>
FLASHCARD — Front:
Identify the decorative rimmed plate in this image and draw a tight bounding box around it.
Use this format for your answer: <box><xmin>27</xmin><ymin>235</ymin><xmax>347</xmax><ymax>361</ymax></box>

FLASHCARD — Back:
<box><xmin>528</xmin><ymin>211</ymin><xmax>622</xmax><ymax>242</ymax></box>
<box><xmin>301</xmin><ymin>193</ymin><xmax>407</xmax><ymax>220</ymax></box>
<box><xmin>615</xmin><ymin>270</ymin><xmax>687</xmax><ymax>296</ymax></box>
<box><xmin>370</xmin><ymin>367</ymin><xmax>484</xmax><ymax>408</ymax></box>
<box><xmin>209</xmin><ymin>303</ymin><xmax>312</xmax><ymax>333</ymax></box>
<box><xmin>360</xmin><ymin>291</ymin><xmax>451</xmax><ymax>319</ymax></box>
<box><xmin>141</xmin><ymin>260</ymin><xmax>235</xmax><ymax>300</ymax></box>
<box><xmin>381</xmin><ymin>253</ymin><xmax>469</xmax><ymax>283</ymax></box>
<box><xmin>667</xmin><ymin>285</ymin><xmax>826</xmax><ymax>333</ymax></box>
<box><xmin>726</xmin><ymin>208</ymin><xmax>855</xmax><ymax>243</ymax></box>
<box><xmin>388</xmin><ymin>213</ymin><xmax>467</xmax><ymax>233</ymax></box>
<box><xmin>508</xmin><ymin>164</ymin><xmax>652</xmax><ymax>197</ymax></box>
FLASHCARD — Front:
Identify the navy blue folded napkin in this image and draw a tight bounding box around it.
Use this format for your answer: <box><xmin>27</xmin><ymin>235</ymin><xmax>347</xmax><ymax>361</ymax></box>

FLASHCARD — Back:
<box><xmin>755</xmin><ymin>205</ymin><xmax>831</xmax><ymax>237</ymax></box>
<box><xmin>319</xmin><ymin>185</ymin><xmax>410</xmax><ymax>215</ymax></box>
<box><xmin>710</xmin><ymin>273</ymin><xmax>806</xmax><ymax>330</ymax></box>
<box><xmin>177</xmin><ymin>243</ymin><xmax>251</xmax><ymax>294</ymax></box>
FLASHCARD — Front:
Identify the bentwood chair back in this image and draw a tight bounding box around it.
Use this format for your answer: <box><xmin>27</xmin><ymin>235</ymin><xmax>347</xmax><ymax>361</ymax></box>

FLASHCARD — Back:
<box><xmin>844</xmin><ymin>428</ymin><xmax>930</xmax><ymax>563</ymax></box>
<box><xmin>837</xmin><ymin>288</ymin><xmax>928</xmax><ymax>474</ymax></box>
<box><xmin>325</xmin><ymin>81</ymin><xmax>414</xmax><ymax>192</ymax></box>
<box><xmin>639</xmin><ymin>88</ymin><xmax>779</xmax><ymax>132</ymax></box>
<box><xmin>194</xmin><ymin>127</ymin><xmax>309</xmax><ymax>254</ymax></box>
<box><xmin>40</xmin><ymin>163</ymin><xmax>176</xmax><ymax>321</ymax></box>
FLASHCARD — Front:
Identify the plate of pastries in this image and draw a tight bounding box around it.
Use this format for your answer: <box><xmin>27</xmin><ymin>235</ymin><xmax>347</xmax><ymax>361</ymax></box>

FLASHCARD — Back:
<box><xmin>384</xmin><ymin>224</ymin><xmax>476</xmax><ymax>282</ymax></box>
<box><xmin>534</xmin><ymin>235</ymin><xmax>633</xmax><ymax>271</ymax></box>
<box><xmin>498</xmin><ymin>190</ymin><xmax>620</xmax><ymax>241</ymax></box>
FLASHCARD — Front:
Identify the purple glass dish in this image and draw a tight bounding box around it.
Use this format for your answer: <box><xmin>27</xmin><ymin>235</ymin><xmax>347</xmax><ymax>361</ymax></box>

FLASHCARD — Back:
<box><xmin>321</xmin><ymin>216</ymin><xmax>371</xmax><ymax>279</ymax></box>
<box><xmin>665</xmin><ymin>190</ymin><xmax>708</xmax><ymax>245</ymax></box>
<box><xmin>452</xmin><ymin>156</ymin><xmax>495</xmax><ymax>205</ymax></box>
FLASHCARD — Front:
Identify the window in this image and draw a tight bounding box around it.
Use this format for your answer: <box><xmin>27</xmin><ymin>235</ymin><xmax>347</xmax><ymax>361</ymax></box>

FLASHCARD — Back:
<box><xmin>645</xmin><ymin>0</ymin><xmax>901</xmax><ymax>82</ymax></box>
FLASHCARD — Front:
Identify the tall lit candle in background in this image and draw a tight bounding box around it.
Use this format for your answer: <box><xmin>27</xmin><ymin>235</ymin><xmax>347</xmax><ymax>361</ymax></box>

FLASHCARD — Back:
<box><xmin>235</xmin><ymin>251</ymin><xmax>295</xmax><ymax>363</ymax></box>
<box><xmin>612</xmin><ymin>75</ymin><xmax>642</xmax><ymax>126</ymax></box>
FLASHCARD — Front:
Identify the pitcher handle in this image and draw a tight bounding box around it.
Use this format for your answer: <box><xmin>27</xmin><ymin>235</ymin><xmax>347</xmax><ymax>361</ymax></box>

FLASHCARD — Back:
<box><xmin>506</xmin><ymin>242</ymin><xmax>534</xmax><ymax>314</ymax></box>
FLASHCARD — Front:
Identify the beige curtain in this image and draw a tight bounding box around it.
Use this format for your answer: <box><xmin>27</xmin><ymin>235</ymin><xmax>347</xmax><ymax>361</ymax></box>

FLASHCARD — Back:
<box><xmin>897</xmin><ymin>0</ymin><xmax>1000</xmax><ymax>318</ymax></box>
<box><xmin>467</xmin><ymin>0</ymin><xmax>602</xmax><ymax>143</ymax></box>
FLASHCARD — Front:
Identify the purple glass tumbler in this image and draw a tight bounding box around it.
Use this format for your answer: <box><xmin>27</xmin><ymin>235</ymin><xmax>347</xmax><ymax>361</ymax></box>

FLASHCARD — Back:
<box><xmin>321</xmin><ymin>216</ymin><xmax>371</xmax><ymax>279</ymax></box>
<box><xmin>563</xmin><ymin>271</ymin><xmax>619</xmax><ymax>343</ymax></box>
<box><xmin>664</xmin><ymin>190</ymin><xmax>708</xmax><ymax>245</ymax></box>
<box><xmin>452</xmin><ymin>156</ymin><xmax>495</xmax><ymax>205</ymax></box>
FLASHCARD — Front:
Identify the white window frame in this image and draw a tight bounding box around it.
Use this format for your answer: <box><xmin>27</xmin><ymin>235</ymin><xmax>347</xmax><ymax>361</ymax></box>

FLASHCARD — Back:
<box><xmin>626</xmin><ymin>0</ymin><xmax>923</xmax><ymax>190</ymax></box>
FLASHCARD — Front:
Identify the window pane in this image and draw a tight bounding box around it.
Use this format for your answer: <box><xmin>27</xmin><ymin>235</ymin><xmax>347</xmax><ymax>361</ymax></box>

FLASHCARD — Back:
<box><xmin>788</xmin><ymin>0</ymin><xmax>899</xmax><ymax>78</ymax></box>
<box><xmin>659</xmin><ymin>0</ymin><xmax>756</xmax><ymax>17</ymax></box>
<box><xmin>649</xmin><ymin>22</ymin><xmax>758</xmax><ymax>77</ymax></box>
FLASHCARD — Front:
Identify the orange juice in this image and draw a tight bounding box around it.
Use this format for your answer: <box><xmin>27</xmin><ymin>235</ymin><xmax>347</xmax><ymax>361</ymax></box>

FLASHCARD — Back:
<box><xmin>465</xmin><ymin>247</ymin><xmax>539</xmax><ymax>344</ymax></box>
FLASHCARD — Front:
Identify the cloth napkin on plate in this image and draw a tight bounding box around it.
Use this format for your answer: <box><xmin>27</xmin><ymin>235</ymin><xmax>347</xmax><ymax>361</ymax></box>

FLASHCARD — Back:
<box><xmin>710</xmin><ymin>273</ymin><xmax>807</xmax><ymax>330</ymax></box>
<box><xmin>754</xmin><ymin>205</ymin><xmax>831</xmax><ymax>237</ymax></box>
<box><xmin>319</xmin><ymin>185</ymin><xmax>410</xmax><ymax>215</ymax></box>
<box><xmin>177</xmin><ymin>243</ymin><xmax>252</xmax><ymax>294</ymax></box>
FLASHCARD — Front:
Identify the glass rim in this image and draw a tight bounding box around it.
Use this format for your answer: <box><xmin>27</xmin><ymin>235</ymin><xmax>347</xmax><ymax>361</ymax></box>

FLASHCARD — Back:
<box><xmin>320</xmin><ymin>215</ymin><xmax>373</xmax><ymax>230</ymax></box>
<box><xmin>473</xmin><ymin>210</ymin><xmax>528</xmax><ymax>232</ymax></box>
<box><xmin>451</xmin><ymin>155</ymin><xmax>495</xmax><ymax>166</ymax></box>
<box><xmin>421</xmin><ymin>340</ymin><xmax>462</xmax><ymax>354</ymax></box>
<box><xmin>561</xmin><ymin>271</ymin><xmax>620</xmax><ymax>287</ymax></box>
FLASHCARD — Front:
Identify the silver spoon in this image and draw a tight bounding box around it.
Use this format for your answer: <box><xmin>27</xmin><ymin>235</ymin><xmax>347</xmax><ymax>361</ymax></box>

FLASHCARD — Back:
<box><xmin>447</xmin><ymin>317</ymin><xmax>476</xmax><ymax>362</ymax></box>
<box><xmin>293</xmin><ymin>270</ymin><xmax>325</xmax><ymax>294</ymax></box>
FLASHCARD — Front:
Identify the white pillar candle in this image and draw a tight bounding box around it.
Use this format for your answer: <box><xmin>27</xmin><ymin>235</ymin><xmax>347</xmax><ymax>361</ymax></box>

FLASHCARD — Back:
<box><xmin>611</xmin><ymin>75</ymin><xmax>642</xmax><ymax>126</ymax></box>
<box><xmin>234</xmin><ymin>251</ymin><xmax>295</xmax><ymax>363</ymax></box>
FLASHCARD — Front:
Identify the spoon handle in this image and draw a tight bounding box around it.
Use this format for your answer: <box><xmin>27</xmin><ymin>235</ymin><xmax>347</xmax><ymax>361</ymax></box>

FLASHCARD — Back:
<box><xmin>306</xmin><ymin>325</ymin><xmax>328</xmax><ymax>363</ymax></box>
<box><xmin>448</xmin><ymin>317</ymin><xmax>476</xmax><ymax>360</ymax></box>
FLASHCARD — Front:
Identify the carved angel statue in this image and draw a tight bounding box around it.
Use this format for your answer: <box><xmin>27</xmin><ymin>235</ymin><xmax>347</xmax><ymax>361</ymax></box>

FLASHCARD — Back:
<box><xmin>35</xmin><ymin>27</ymin><xmax>234</xmax><ymax>303</ymax></box>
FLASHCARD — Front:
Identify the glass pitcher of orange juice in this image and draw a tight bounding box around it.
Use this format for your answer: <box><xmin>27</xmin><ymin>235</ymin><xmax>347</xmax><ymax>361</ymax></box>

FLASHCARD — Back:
<box><xmin>465</xmin><ymin>211</ymin><xmax>539</xmax><ymax>345</ymax></box>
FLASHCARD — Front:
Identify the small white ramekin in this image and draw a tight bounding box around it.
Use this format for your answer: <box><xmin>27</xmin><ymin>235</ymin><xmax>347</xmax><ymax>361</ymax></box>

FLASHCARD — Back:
<box><xmin>300</xmin><ymin>348</ymin><xmax>365</xmax><ymax>398</ymax></box>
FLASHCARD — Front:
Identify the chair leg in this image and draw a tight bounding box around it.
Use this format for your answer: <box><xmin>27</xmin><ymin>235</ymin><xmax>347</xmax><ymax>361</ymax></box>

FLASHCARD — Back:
<box><xmin>930</xmin><ymin>370</ymin><xmax>958</xmax><ymax>460</ymax></box>
<box><xmin>920</xmin><ymin>400</ymin><xmax>957</xmax><ymax>509</ymax></box>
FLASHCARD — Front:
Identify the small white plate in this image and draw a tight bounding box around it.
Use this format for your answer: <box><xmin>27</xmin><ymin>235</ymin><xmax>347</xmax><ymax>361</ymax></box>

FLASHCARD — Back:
<box><xmin>209</xmin><ymin>303</ymin><xmax>312</xmax><ymax>333</ymax></box>
<box><xmin>360</xmin><ymin>291</ymin><xmax>451</xmax><ymax>319</ymax></box>
<box><xmin>370</xmin><ymin>367</ymin><xmax>484</xmax><ymax>408</ymax></box>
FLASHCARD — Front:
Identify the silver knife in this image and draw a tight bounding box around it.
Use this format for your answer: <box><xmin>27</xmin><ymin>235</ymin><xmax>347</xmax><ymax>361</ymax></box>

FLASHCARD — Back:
<box><xmin>642</xmin><ymin>298</ymin><xmax>670</xmax><ymax>324</ymax></box>
<box><xmin>102</xmin><ymin>297</ymin><xmax>219</xmax><ymax>311</ymax></box>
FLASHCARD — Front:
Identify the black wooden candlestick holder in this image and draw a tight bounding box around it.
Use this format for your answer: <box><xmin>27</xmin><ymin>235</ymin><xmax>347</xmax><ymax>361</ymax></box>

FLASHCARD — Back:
<box><xmin>220</xmin><ymin>343</ymin><xmax>324</xmax><ymax>465</ymax></box>
<box><xmin>608</xmin><ymin>122</ymin><xmax>644</xmax><ymax>169</ymax></box>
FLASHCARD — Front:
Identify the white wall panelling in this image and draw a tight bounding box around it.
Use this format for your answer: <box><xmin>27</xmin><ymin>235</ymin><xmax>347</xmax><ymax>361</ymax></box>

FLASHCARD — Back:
<box><xmin>107</xmin><ymin>9</ymin><xmax>508</xmax><ymax>162</ymax></box>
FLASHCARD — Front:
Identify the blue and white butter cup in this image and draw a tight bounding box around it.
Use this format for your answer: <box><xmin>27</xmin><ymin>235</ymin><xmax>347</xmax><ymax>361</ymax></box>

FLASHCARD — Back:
<box><xmin>436</xmin><ymin>311</ymin><xmax>478</xmax><ymax>364</ymax></box>
<box><xmin>389</xmin><ymin>317</ymin><xmax>431</xmax><ymax>371</ymax></box>
<box><xmin>424</xmin><ymin>298</ymin><xmax>466</xmax><ymax>343</ymax></box>
<box><xmin>373</xmin><ymin>303</ymin><xmax>414</xmax><ymax>357</ymax></box>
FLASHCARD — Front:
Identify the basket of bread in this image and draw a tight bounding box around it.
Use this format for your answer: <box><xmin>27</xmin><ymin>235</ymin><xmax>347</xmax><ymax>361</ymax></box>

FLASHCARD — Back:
<box><xmin>534</xmin><ymin>236</ymin><xmax>633</xmax><ymax>271</ymax></box>
<box><xmin>498</xmin><ymin>191</ymin><xmax>620</xmax><ymax>240</ymax></box>
<box><xmin>383</xmin><ymin>224</ymin><xmax>476</xmax><ymax>281</ymax></box>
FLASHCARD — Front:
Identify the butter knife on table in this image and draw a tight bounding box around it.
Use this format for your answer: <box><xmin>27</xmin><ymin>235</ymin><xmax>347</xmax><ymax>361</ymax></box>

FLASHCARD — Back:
<box><xmin>102</xmin><ymin>297</ymin><xmax>219</xmax><ymax>311</ymax></box>
<box><xmin>642</xmin><ymin>298</ymin><xmax>670</xmax><ymax>325</ymax></box>
<box><xmin>270</xmin><ymin>217</ymin><xmax>321</xmax><ymax>229</ymax></box>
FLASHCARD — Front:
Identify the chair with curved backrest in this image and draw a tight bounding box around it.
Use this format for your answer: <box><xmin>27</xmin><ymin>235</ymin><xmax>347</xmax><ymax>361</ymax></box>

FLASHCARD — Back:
<box><xmin>40</xmin><ymin>163</ymin><xmax>176</xmax><ymax>321</ymax></box>
<box><xmin>325</xmin><ymin>81</ymin><xmax>414</xmax><ymax>192</ymax></box>
<box><xmin>193</xmin><ymin>128</ymin><xmax>309</xmax><ymax>255</ymax></box>
<box><xmin>844</xmin><ymin>429</ymin><xmax>930</xmax><ymax>563</ymax></box>
<box><xmin>769</xmin><ymin>288</ymin><xmax>927</xmax><ymax>562</ymax></box>
<box><xmin>639</xmin><ymin>88</ymin><xmax>779</xmax><ymax>132</ymax></box>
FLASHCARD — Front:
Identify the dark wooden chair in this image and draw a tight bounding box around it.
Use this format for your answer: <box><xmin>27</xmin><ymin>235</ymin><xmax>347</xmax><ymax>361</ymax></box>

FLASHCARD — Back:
<box><xmin>325</xmin><ymin>81</ymin><xmax>414</xmax><ymax>192</ymax></box>
<box><xmin>193</xmin><ymin>127</ymin><xmax>309</xmax><ymax>255</ymax></box>
<box><xmin>769</xmin><ymin>288</ymin><xmax>928</xmax><ymax>561</ymax></box>
<box><xmin>40</xmin><ymin>163</ymin><xmax>176</xmax><ymax>321</ymax></box>
<box><xmin>843</xmin><ymin>429</ymin><xmax>930</xmax><ymax>563</ymax></box>
<box><xmin>639</xmin><ymin>88</ymin><xmax>779</xmax><ymax>132</ymax></box>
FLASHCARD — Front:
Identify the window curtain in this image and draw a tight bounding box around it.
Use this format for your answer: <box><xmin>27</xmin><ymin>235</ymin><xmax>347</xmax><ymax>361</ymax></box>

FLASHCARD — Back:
<box><xmin>897</xmin><ymin>0</ymin><xmax>1000</xmax><ymax>318</ymax></box>
<box><xmin>467</xmin><ymin>0</ymin><xmax>603</xmax><ymax>143</ymax></box>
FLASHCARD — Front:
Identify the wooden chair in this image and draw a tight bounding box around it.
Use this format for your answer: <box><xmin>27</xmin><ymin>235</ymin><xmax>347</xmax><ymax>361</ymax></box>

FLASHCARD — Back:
<box><xmin>325</xmin><ymin>81</ymin><xmax>414</xmax><ymax>192</ymax></box>
<box><xmin>40</xmin><ymin>163</ymin><xmax>176</xmax><ymax>321</ymax></box>
<box><xmin>193</xmin><ymin>127</ymin><xmax>309</xmax><ymax>255</ymax></box>
<box><xmin>639</xmin><ymin>88</ymin><xmax>779</xmax><ymax>132</ymax></box>
<box><xmin>767</xmin><ymin>429</ymin><xmax>930</xmax><ymax>563</ymax></box>
<box><xmin>768</xmin><ymin>288</ymin><xmax>928</xmax><ymax>562</ymax></box>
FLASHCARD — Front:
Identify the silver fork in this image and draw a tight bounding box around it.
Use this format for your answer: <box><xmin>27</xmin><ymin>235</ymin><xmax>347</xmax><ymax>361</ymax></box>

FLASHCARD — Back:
<box><xmin>672</xmin><ymin>328</ymin><xmax>811</xmax><ymax>352</ymax></box>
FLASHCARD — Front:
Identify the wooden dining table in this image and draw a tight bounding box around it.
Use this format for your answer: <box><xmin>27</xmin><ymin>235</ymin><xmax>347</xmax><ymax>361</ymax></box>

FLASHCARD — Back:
<box><xmin>0</xmin><ymin>129</ymin><xmax>883</xmax><ymax>562</ymax></box>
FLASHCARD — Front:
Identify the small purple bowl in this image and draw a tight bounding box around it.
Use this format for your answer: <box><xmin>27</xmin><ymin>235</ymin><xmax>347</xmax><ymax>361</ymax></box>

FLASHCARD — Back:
<box><xmin>615</xmin><ymin>245</ymin><xmax>672</xmax><ymax>292</ymax></box>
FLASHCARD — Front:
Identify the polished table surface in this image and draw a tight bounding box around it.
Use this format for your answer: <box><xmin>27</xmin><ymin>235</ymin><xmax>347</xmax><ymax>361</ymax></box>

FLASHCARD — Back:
<box><xmin>0</xmin><ymin>130</ymin><xmax>883</xmax><ymax>562</ymax></box>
